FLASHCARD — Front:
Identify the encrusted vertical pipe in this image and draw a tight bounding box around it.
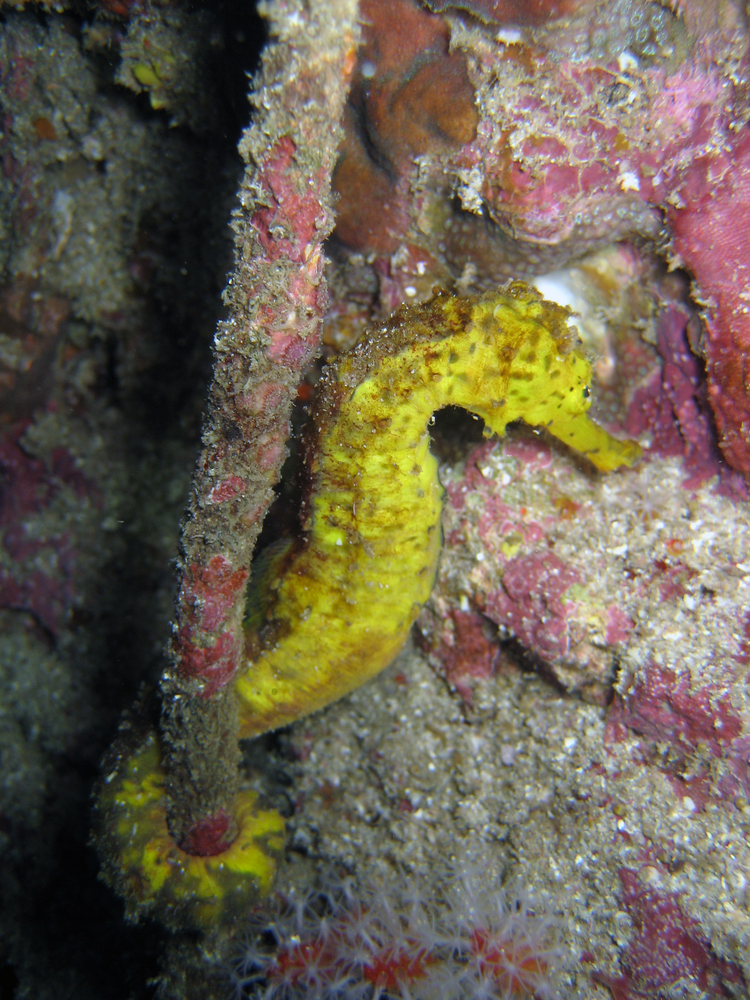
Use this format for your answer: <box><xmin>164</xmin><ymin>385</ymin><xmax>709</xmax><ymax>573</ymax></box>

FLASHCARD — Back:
<box><xmin>161</xmin><ymin>0</ymin><xmax>359</xmax><ymax>856</ymax></box>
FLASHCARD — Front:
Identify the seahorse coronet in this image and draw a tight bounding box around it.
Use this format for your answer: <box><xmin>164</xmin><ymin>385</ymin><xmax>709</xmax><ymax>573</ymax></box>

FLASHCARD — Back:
<box><xmin>234</xmin><ymin>284</ymin><xmax>641</xmax><ymax>738</ymax></box>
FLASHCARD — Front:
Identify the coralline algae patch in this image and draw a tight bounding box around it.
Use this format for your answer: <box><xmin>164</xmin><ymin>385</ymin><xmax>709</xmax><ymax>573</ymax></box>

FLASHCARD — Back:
<box><xmin>283</xmin><ymin>444</ymin><xmax>750</xmax><ymax>998</ymax></box>
<box><xmin>420</xmin><ymin>430</ymin><xmax>750</xmax><ymax>714</ymax></box>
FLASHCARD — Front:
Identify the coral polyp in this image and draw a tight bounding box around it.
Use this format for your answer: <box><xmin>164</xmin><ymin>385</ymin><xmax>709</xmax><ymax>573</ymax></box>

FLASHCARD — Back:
<box><xmin>228</xmin><ymin>866</ymin><xmax>559</xmax><ymax>1000</ymax></box>
<box><xmin>446</xmin><ymin>869</ymin><xmax>559</xmax><ymax>1000</ymax></box>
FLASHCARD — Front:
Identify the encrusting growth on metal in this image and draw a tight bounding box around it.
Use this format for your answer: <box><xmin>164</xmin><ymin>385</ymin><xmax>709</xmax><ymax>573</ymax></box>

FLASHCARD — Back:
<box><xmin>163</xmin><ymin>0</ymin><xmax>359</xmax><ymax>858</ymax></box>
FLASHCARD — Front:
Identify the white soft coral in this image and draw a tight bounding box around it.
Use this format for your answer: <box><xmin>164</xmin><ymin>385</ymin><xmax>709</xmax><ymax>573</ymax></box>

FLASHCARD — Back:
<box><xmin>227</xmin><ymin>862</ymin><xmax>562</xmax><ymax>1000</ymax></box>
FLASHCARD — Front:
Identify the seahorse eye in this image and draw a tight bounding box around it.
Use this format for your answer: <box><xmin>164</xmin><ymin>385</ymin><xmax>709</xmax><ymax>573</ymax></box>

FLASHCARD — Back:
<box><xmin>582</xmin><ymin>386</ymin><xmax>591</xmax><ymax>398</ymax></box>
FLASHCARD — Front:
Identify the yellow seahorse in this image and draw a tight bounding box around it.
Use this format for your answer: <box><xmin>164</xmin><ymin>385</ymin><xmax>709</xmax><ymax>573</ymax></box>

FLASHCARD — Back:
<box><xmin>235</xmin><ymin>283</ymin><xmax>640</xmax><ymax>737</ymax></box>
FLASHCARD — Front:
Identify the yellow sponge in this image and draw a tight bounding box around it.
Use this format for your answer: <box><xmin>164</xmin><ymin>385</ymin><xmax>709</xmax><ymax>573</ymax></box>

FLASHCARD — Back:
<box><xmin>96</xmin><ymin>731</ymin><xmax>285</xmax><ymax>929</ymax></box>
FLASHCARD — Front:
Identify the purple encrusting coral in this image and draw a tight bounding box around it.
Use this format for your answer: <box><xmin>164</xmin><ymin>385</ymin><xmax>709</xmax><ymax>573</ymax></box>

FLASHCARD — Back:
<box><xmin>228</xmin><ymin>866</ymin><xmax>560</xmax><ymax>1000</ymax></box>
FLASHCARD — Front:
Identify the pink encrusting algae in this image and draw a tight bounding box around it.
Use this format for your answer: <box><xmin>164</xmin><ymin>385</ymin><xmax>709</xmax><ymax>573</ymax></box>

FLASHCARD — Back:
<box><xmin>228</xmin><ymin>865</ymin><xmax>560</xmax><ymax>1000</ymax></box>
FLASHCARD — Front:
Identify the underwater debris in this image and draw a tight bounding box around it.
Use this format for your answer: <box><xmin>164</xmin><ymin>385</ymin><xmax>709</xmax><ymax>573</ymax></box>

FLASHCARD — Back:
<box><xmin>155</xmin><ymin>0</ymin><xmax>358</xmax><ymax>869</ymax></box>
